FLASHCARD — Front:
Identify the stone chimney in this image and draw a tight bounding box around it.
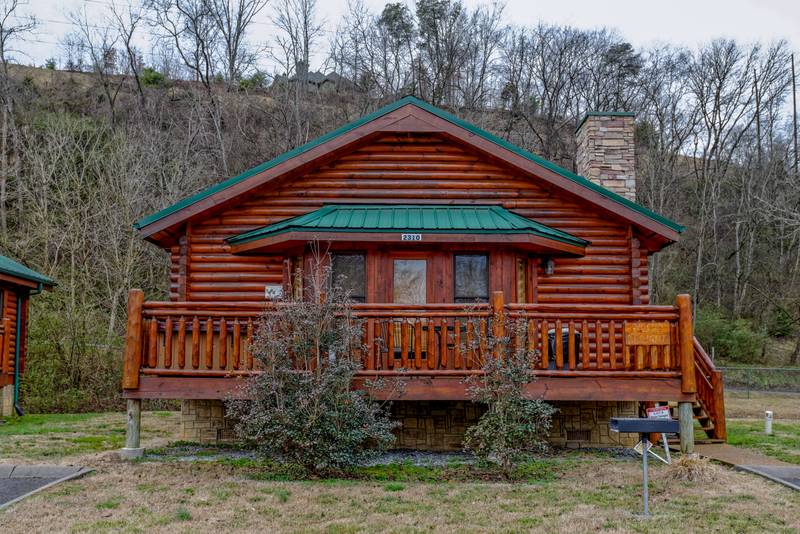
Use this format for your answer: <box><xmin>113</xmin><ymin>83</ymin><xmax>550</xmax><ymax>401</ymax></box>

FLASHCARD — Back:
<box><xmin>575</xmin><ymin>112</ymin><xmax>636</xmax><ymax>201</ymax></box>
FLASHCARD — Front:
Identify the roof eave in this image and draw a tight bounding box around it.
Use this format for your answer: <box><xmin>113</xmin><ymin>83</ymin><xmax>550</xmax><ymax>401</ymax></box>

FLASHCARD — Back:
<box><xmin>228</xmin><ymin>229</ymin><xmax>586</xmax><ymax>256</ymax></box>
<box><xmin>135</xmin><ymin>96</ymin><xmax>683</xmax><ymax>244</ymax></box>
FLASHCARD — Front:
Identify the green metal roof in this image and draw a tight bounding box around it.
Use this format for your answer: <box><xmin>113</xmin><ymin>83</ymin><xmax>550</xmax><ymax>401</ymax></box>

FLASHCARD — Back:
<box><xmin>135</xmin><ymin>96</ymin><xmax>683</xmax><ymax>235</ymax></box>
<box><xmin>0</xmin><ymin>254</ymin><xmax>55</xmax><ymax>286</ymax></box>
<box><xmin>226</xmin><ymin>204</ymin><xmax>589</xmax><ymax>248</ymax></box>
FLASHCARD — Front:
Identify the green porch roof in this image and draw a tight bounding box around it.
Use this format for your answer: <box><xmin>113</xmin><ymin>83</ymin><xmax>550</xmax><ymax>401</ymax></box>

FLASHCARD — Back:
<box><xmin>0</xmin><ymin>254</ymin><xmax>55</xmax><ymax>286</ymax></box>
<box><xmin>226</xmin><ymin>204</ymin><xmax>589</xmax><ymax>248</ymax></box>
<box><xmin>134</xmin><ymin>96</ymin><xmax>684</xmax><ymax>235</ymax></box>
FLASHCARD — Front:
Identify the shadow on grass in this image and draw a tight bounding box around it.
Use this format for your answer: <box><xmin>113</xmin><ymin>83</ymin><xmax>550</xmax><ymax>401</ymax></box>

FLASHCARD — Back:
<box><xmin>139</xmin><ymin>442</ymin><xmax>629</xmax><ymax>485</ymax></box>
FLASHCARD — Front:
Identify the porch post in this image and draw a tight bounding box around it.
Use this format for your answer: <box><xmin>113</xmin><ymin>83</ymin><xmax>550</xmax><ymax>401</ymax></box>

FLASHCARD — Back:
<box><xmin>492</xmin><ymin>291</ymin><xmax>505</xmax><ymax>358</ymax></box>
<box><xmin>678</xmin><ymin>401</ymin><xmax>695</xmax><ymax>454</ymax></box>
<box><xmin>120</xmin><ymin>398</ymin><xmax>144</xmax><ymax>459</ymax></box>
<box><xmin>676</xmin><ymin>294</ymin><xmax>696</xmax><ymax>394</ymax></box>
<box><xmin>122</xmin><ymin>289</ymin><xmax>144</xmax><ymax>390</ymax></box>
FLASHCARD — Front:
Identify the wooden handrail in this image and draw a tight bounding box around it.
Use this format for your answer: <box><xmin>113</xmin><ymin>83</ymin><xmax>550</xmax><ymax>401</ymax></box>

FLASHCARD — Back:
<box><xmin>692</xmin><ymin>335</ymin><xmax>727</xmax><ymax>440</ymax></box>
<box><xmin>123</xmin><ymin>289</ymin><xmax>727</xmax><ymax>440</ymax></box>
<box><xmin>125</xmin><ymin>294</ymin><xmax>685</xmax><ymax>380</ymax></box>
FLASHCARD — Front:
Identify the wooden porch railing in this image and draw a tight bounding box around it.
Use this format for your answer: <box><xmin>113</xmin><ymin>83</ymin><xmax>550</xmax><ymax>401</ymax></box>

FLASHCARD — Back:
<box><xmin>121</xmin><ymin>290</ymin><xmax>703</xmax><ymax>388</ymax></box>
<box><xmin>693</xmin><ymin>337</ymin><xmax>727</xmax><ymax>440</ymax></box>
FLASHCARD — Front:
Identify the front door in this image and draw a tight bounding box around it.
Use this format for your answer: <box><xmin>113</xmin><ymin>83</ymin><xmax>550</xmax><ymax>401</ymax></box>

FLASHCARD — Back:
<box><xmin>391</xmin><ymin>258</ymin><xmax>428</xmax><ymax>305</ymax></box>
<box><xmin>390</xmin><ymin>256</ymin><xmax>430</xmax><ymax>367</ymax></box>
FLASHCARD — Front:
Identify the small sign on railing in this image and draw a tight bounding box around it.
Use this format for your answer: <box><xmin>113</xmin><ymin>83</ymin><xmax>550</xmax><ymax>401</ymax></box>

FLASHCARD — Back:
<box><xmin>264</xmin><ymin>285</ymin><xmax>284</xmax><ymax>300</ymax></box>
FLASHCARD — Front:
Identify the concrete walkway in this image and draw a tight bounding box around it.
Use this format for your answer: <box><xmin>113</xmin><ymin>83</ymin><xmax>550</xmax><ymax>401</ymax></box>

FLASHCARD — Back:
<box><xmin>695</xmin><ymin>443</ymin><xmax>800</xmax><ymax>491</ymax></box>
<box><xmin>0</xmin><ymin>464</ymin><xmax>92</xmax><ymax>510</ymax></box>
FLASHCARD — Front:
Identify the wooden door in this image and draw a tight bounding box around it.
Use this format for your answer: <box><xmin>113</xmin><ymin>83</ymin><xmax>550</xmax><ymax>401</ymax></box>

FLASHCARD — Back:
<box><xmin>389</xmin><ymin>255</ymin><xmax>431</xmax><ymax>367</ymax></box>
<box><xmin>392</xmin><ymin>259</ymin><xmax>427</xmax><ymax>304</ymax></box>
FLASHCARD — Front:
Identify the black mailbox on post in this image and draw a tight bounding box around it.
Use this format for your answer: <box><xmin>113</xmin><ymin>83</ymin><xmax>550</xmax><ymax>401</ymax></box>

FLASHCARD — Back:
<box><xmin>609</xmin><ymin>416</ymin><xmax>680</xmax><ymax>517</ymax></box>
<box><xmin>609</xmin><ymin>417</ymin><xmax>679</xmax><ymax>434</ymax></box>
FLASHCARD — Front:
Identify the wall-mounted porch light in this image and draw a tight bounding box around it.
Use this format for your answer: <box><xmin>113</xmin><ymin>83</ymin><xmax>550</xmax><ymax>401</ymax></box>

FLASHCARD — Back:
<box><xmin>544</xmin><ymin>257</ymin><xmax>555</xmax><ymax>275</ymax></box>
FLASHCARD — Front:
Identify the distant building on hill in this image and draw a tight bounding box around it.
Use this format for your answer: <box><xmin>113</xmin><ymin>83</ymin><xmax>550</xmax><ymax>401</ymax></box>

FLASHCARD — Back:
<box><xmin>271</xmin><ymin>61</ymin><xmax>353</xmax><ymax>93</ymax></box>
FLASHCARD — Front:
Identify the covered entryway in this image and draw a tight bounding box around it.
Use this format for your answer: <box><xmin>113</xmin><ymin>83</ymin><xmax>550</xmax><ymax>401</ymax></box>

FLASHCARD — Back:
<box><xmin>226</xmin><ymin>204</ymin><xmax>587</xmax><ymax>305</ymax></box>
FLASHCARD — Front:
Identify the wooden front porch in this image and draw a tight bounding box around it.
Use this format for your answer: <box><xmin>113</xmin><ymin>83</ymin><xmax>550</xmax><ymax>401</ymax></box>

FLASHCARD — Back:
<box><xmin>120</xmin><ymin>291</ymin><xmax>726</xmax><ymax>440</ymax></box>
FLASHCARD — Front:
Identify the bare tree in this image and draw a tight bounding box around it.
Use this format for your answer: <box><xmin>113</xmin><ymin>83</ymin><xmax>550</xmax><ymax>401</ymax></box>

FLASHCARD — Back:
<box><xmin>458</xmin><ymin>2</ymin><xmax>504</xmax><ymax>110</ymax></box>
<box><xmin>205</xmin><ymin>0</ymin><xmax>270</xmax><ymax>89</ymax></box>
<box><xmin>147</xmin><ymin>0</ymin><xmax>230</xmax><ymax>172</ymax></box>
<box><xmin>67</xmin><ymin>8</ymin><xmax>127</xmax><ymax>127</ymax></box>
<box><xmin>272</xmin><ymin>0</ymin><xmax>323</xmax><ymax>147</ymax></box>
<box><xmin>110</xmin><ymin>1</ymin><xmax>147</xmax><ymax>108</ymax></box>
<box><xmin>415</xmin><ymin>0</ymin><xmax>469</xmax><ymax>106</ymax></box>
<box><xmin>0</xmin><ymin>0</ymin><xmax>36</xmax><ymax>234</ymax></box>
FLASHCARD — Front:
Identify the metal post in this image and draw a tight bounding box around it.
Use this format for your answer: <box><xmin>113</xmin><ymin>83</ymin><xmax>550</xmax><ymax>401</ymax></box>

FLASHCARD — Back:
<box><xmin>661</xmin><ymin>433</ymin><xmax>671</xmax><ymax>464</ymax></box>
<box><xmin>120</xmin><ymin>398</ymin><xmax>144</xmax><ymax>459</ymax></box>
<box><xmin>678</xmin><ymin>401</ymin><xmax>695</xmax><ymax>454</ymax></box>
<box><xmin>642</xmin><ymin>433</ymin><xmax>649</xmax><ymax>517</ymax></box>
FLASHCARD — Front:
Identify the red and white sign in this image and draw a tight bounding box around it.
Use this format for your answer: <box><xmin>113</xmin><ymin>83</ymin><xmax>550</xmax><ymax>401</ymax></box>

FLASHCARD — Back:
<box><xmin>646</xmin><ymin>406</ymin><xmax>671</xmax><ymax>420</ymax></box>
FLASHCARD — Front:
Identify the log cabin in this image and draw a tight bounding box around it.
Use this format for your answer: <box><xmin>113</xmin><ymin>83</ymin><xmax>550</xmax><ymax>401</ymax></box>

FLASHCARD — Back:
<box><xmin>120</xmin><ymin>96</ymin><xmax>725</xmax><ymax>456</ymax></box>
<box><xmin>0</xmin><ymin>254</ymin><xmax>54</xmax><ymax>417</ymax></box>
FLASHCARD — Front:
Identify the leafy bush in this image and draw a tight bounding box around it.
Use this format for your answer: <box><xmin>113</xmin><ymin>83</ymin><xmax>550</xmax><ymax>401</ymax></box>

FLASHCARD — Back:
<box><xmin>463</xmin><ymin>319</ymin><xmax>556</xmax><ymax>476</ymax></box>
<box><xmin>239</xmin><ymin>72</ymin><xmax>266</xmax><ymax>91</ymax></box>
<box><xmin>141</xmin><ymin>67</ymin><xmax>165</xmax><ymax>87</ymax></box>
<box><xmin>23</xmin><ymin>292</ymin><xmax>123</xmax><ymax>413</ymax></box>
<box><xmin>227</xmin><ymin>262</ymin><xmax>398</xmax><ymax>475</ymax></box>
<box><xmin>695</xmin><ymin>307</ymin><xmax>766</xmax><ymax>363</ymax></box>
<box><xmin>766</xmin><ymin>308</ymin><xmax>795</xmax><ymax>338</ymax></box>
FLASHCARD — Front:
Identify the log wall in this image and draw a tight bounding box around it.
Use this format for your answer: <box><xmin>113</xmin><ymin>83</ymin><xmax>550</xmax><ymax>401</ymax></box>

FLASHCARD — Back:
<box><xmin>171</xmin><ymin>133</ymin><xmax>651</xmax><ymax>305</ymax></box>
<box><xmin>0</xmin><ymin>287</ymin><xmax>19</xmax><ymax>385</ymax></box>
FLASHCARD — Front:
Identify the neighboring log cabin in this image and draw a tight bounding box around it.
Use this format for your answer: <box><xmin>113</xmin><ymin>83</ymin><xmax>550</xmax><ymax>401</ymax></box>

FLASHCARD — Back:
<box><xmin>0</xmin><ymin>254</ymin><xmax>54</xmax><ymax>417</ymax></box>
<box><xmin>120</xmin><ymin>97</ymin><xmax>725</xmax><ymax>454</ymax></box>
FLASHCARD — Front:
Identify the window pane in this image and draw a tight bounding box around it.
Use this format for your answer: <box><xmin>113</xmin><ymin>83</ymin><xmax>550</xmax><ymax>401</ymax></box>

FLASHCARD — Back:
<box><xmin>454</xmin><ymin>255</ymin><xmax>488</xmax><ymax>303</ymax></box>
<box><xmin>331</xmin><ymin>254</ymin><xmax>366</xmax><ymax>302</ymax></box>
<box><xmin>393</xmin><ymin>259</ymin><xmax>427</xmax><ymax>304</ymax></box>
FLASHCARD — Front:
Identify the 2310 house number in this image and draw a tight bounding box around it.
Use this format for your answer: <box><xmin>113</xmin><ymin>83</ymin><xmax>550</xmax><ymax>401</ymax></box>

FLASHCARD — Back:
<box><xmin>401</xmin><ymin>233</ymin><xmax>422</xmax><ymax>241</ymax></box>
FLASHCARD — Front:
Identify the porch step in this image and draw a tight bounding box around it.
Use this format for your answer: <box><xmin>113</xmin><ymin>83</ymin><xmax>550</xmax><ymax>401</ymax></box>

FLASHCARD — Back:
<box><xmin>666</xmin><ymin>400</ymin><xmax>717</xmax><ymax>440</ymax></box>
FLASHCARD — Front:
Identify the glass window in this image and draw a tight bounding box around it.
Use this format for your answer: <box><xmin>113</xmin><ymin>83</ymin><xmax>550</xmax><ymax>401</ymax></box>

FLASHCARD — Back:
<box><xmin>392</xmin><ymin>259</ymin><xmax>427</xmax><ymax>304</ymax></box>
<box><xmin>454</xmin><ymin>254</ymin><xmax>488</xmax><ymax>303</ymax></box>
<box><xmin>331</xmin><ymin>254</ymin><xmax>366</xmax><ymax>302</ymax></box>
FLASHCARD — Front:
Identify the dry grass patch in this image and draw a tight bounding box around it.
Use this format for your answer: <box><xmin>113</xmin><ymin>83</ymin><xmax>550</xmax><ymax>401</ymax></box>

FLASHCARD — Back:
<box><xmin>725</xmin><ymin>391</ymin><xmax>800</xmax><ymax>420</ymax></box>
<box><xmin>664</xmin><ymin>454</ymin><xmax>718</xmax><ymax>483</ymax></box>
<box><xmin>0</xmin><ymin>451</ymin><xmax>797</xmax><ymax>533</ymax></box>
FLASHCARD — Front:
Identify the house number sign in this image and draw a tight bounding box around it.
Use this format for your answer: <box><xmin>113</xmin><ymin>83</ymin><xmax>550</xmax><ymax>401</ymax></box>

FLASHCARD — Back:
<box><xmin>401</xmin><ymin>233</ymin><xmax>422</xmax><ymax>241</ymax></box>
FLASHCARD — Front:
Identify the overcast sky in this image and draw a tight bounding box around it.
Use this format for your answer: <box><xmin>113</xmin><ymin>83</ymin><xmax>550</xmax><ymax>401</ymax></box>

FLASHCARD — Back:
<box><xmin>11</xmin><ymin>0</ymin><xmax>800</xmax><ymax>72</ymax></box>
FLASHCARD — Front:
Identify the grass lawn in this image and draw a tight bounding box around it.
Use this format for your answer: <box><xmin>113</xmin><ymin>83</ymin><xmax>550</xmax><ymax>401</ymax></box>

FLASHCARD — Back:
<box><xmin>0</xmin><ymin>411</ymin><xmax>180</xmax><ymax>461</ymax></box>
<box><xmin>0</xmin><ymin>394</ymin><xmax>797</xmax><ymax>533</ymax></box>
<box><xmin>726</xmin><ymin>420</ymin><xmax>800</xmax><ymax>465</ymax></box>
<box><xmin>724</xmin><ymin>390</ymin><xmax>800</xmax><ymax>464</ymax></box>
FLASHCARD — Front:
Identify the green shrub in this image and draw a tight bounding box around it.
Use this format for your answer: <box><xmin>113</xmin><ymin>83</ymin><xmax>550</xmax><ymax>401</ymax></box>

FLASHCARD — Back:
<box><xmin>227</xmin><ymin>261</ymin><xmax>398</xmax><ymax>475</ymax></box>
<box><xmin>766</xmin><ymin>308</ymin><xmax>795</xmax><ymax>338</ymax></box>
<box><xmin>463</xmin><ymin>320</ymin><xmax>556</xmax><ymax>477</ymax></box>
<box><xmin>141</xmin><ymin>67</ymin><xmax>165</xmax><ymax>87</ymax></box>
<box><xmin>695</xmin><ymin>307</ymin><xmax>766</xmax><ymax>363</ymax></box>
<box><xmin>23</xmin><ymin>292</ymin><xmax>123</xmax><ymax>413</ymax></box>
<box><xmin>239</xmin><ymin>72</ymin><xmax>266</xmax><ymax>91</ymax></box>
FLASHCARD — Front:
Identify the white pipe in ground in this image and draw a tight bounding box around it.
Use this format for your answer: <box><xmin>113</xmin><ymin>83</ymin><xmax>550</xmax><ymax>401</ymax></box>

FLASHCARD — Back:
<box><xmin>765</xmin><ymin>410</ymin><xmax>773</xmax><ymax>435</ymax></box>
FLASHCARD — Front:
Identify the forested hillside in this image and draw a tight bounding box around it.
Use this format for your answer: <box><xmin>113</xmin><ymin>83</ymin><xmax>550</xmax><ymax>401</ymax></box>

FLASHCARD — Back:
<box><xmin>0</xmin><ymin>0</ymin><xmax>798</xmax><ymax>411</ymax></box>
